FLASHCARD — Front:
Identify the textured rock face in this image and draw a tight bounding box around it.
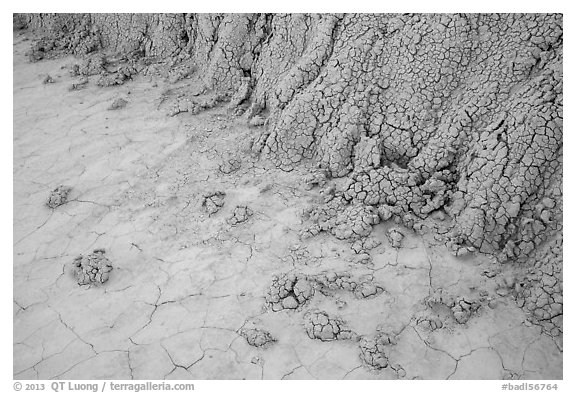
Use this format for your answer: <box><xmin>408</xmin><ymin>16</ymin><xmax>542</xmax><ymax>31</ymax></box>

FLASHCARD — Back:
<box><xmin>16</xmin><ymin>13</ymin><xmax>563</xmax><ymax>261</ymax></box>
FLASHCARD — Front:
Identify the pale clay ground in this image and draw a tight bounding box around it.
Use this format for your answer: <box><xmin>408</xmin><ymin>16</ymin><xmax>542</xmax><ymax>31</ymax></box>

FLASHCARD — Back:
<box><xmin>13</xmin><ymin>32</ymin><xmax>562</xmax><ymax>380</ymax></box>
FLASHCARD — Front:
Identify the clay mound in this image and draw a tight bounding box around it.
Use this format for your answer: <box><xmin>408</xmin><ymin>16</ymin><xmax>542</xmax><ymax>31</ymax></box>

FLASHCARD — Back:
<box><xmin>108</xmin><ymin>98</ymin><xmax>128</xmax><ymax>110</ymax></box>
<box><xmin>18</xmin><ymin>12</ymin><xmax>562</xmax><ymax>265</ymax></box>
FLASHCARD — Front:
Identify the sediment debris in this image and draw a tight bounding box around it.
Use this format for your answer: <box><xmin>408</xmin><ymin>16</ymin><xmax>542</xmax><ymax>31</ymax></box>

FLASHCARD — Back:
<box><xmin>46</xmin><ymin>185</ymin><xmax>72</xmax><ymax>208</ymax></box>
<box><xmin>265</xmin><ymin>273</ymin><xmax>315</xmax><ymax>312</ymax></box>
<box><xmin>219</xmin><ymin>157</ymin><xmax>242</xmax><ymax>174</ymax></box>
<box><xmin>239</xmin><ymin>328</ymin><xmax>277</xmax><ymax>348</ymax></box>
<box><xmin>201</xmin><ymin>191</ymin><xmax>226</xmax><ymax>216</ymax></box>
<box><xmin>425</xmin><ymin>288</ymin><xmax>486</xmax><ymax>325</ymax></box>
<box><xmin>169</xmin><ymin>94</ymin><xmax>228</xmax><ymax>116</ymax></box>
<box><xmin>68</xmin><ymin>77</ymin><xmax>88</xmax><ymax>91</ymax></box>
<box><xmin>227</xmin><ymin>205</ymin><xmax>253</xmax><ymax>226</ymax></box>
<box><xmin>386</xmin><ymin>228</ymin><xmax>405</xmax><ymax>249</ymax></box>
<box><xmin>265</xmin><ymin>271</ymin><xmax>385</xmax><ymax>313</ymax></box>
<box><xmin>302</xmin><ymin>199</ymin><xmax>380</xmax><ymax>240</ymax></box>
<box><xmin>72</xmin><ymin>249</ymin><xmax>113</xmax><ymax>286</ymax></box>
<box><xmin>108</xmin><ymin>98</ymin><xmax>128</xmax><ymax>110</ymax></box>
<box><xmin>359</xmin><ymin>332</ymin><xmax>396</xmax><ymax>369</ymax></box>
<box><xmin>303</xmin><ymin>309</ymin><xmax>358</xmax><ymax>341</ymax></box>
<box><xmin>42</xmin><ymin>74</ymin><xmax>54</xmax><ymax>84</ymax></box>
<box><xmin>303</xmin><ymin>170</ymin><xmax>329</xmax><ymax>191</ymax></box>
<box><xmin>314</xmin><ymin>272</ymin><xmax>385</xmax><ymax>299</ymax></box>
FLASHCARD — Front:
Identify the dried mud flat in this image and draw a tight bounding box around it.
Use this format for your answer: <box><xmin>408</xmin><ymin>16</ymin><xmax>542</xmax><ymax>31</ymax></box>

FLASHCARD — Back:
<box><xmin>13</xmin><ymin>14</ymin><xmax>562</xmax><ymax>380</ymax></box>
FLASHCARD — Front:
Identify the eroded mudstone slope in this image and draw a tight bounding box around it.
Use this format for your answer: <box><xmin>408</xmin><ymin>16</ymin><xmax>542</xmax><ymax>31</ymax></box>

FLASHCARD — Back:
<box><xmin>15</xmin><ymin>13</ymin><xmax>563</xmax><ymax>262</ymax></box>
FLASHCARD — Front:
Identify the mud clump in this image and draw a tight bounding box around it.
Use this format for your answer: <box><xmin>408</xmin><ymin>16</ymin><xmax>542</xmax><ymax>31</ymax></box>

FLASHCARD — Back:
<box><xmin>19</xmin><ymin>13</ymin><xmax>562</xmax><ymax>284</ymax></box>
<box><xmin>266</xmin><ymin>273</ymin><xmax>315</xmax><ymax>312</ymax></box>
<box><xmin>46</xmin><ymin>185</ymin><xmax>72</xmax><ymax>208</ymax></box>
<box><xmin>303</xmin><ymin>170</ymin><xmax>329</xmax><ymax>190</ymax></box>
<box><xmin>452</xmin><ymin>244</ymin><xmax>477</xmax><ymax>258</ymax></box>
<box><xmin>97</xmin><ymin>64</ymin><xmax>137</xmax><ymax>87</ymax></box>
<box><xmin>350</xmin><ymin>236</ymin><xmax>381</xmax><ymax>264</ymax></box>
<box><xmin>425</xmin><ymin>288</ymin><xmax>485</xmax><ymax>325</ymax></box>
<box><xmin>265</xmin><ymin>271</ymin><xmax>385</xmax><ymax>312</ymax></box>
<box><xmin>350</xmin><ymin>252</ymin><xmax>372</xmax><ymax>265</ymax></box>
<box><xmin>351</xmin><ymin>236</ymin><xmax>381</xmax><ymax>254</ymax></box>
<box><xmin>386</xmin><ymin>228</ymin><xmax>405</xmax><ymax>248</ymax></box>
<box><xmin>201</xmin><ymin>191</ymin><xmax>225</xmax><ymax>216</ymax></box>
<box><xmin>302</xmin><ymin>198</ymin><xmax>380</xmax><ymax>240</ymax></box>
<box><xmin>281</xmin><ymin>244</ymin><xmax>320</xmax><ymax>267</ymax></box>
<box><xmin>218</xmin><ymin>157</ymin><xmax>241</xmax><ymax>174</ymax></box>
<box><xmin>72</xmin><ymin>249</ymin><xmax>113</xmax><ymax>286</ymax></box>
<box><xmin>169</xmin><ymin>93</ymin><xmax>228</xmax><ymax>116</ymax></box>
<box><xmin>303</xmin><ymin>310</ymin><xmax>358</xmax><ymax>342</ymax></box>
<box><xmin>42</xmin><ymin>74</ymin><xmax>54</xmax><ymax>84</ymax></box>
<box><xmin>451</xmin><ymin>297</ymin><xmax>483</xmax><ymax>324</ymax></box>
<box><xmin>239</xmin><ymin>328</ymin><xmax>277</xmax><ymax>348</ymax></box>
<box><xmin>359</xmin><ymin>332</ymin><xmax>396</xmax><ymax>369</ymax></box>
<box><xmin>68</xmin><ymin>77</ymin><xmax>88</xmax><ymax>91</ymax></box>
<box><xmin>226</xmin><ymin>205</ymin><xmax>253</xmax><ymax>226</ymax></box>
<box><xmin>108</xmin><ymin>98</ymin><xmax>128</xmax><ymax>110</ymax></box>
<box><xmin>510</xmin><ymin>236</ymin><xmax>562</xmax><ymax>341</ymax></box>
<box><xmin>415</xmin><ymin>314</ymin><xmax>445</xmax><ymax>331</ymax></box>
<box><xmin>314</xmin><ymin>272</ymin><xmax>385</xmax><ymax>299</ymax></box>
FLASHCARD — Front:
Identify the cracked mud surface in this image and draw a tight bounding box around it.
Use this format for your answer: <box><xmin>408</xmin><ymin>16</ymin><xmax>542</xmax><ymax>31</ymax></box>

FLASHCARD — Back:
<box><xmin>13</xmin><ymin>14</ymin><xmax>562</xmax><ymax>380</ymax></box>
